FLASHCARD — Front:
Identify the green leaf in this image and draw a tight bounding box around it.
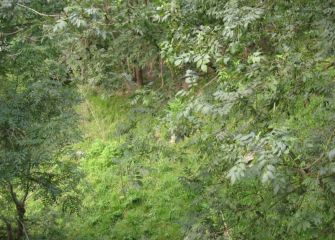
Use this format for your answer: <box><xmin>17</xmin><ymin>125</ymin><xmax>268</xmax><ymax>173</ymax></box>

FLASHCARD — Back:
<box><xmin>201</xmin><ymin>64</ymin><xmax>208</xmax><ymax>72</ymax></box>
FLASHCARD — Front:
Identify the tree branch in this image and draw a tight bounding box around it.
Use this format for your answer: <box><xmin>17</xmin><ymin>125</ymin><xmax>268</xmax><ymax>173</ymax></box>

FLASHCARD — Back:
<box><xmin>21</xmin><ymin>182</ymin><xmax>30</xmax><ymax>203</ymax></box>
<box><xmin>7</xmin><ymin>181</ymin><xmax>20</xmax><ymax>207</ymax></box>
<box><xmin>0</xmin><ymin>28</ymin><xmax>25</xmax><ymax>38</ymax></box>
<box><xmin>16</xmin><ymin>218</ymin><xmax>30</xmax><ymax>240</ymax></box>
<box><xmin>16</xmin><ymin>3</ymin><xmax>60</xmax><ymax>18</ymax></box>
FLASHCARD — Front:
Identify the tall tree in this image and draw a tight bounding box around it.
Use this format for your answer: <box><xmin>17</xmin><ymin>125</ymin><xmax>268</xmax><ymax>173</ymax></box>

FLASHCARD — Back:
<box><xmin>0</xmin><ymin>1</ymin><xmax>80</xmax><ymax>239</ymax></box>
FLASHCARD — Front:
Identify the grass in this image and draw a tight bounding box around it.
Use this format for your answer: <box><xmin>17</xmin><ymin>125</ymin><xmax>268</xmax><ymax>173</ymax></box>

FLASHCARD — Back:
<box><xmin>62</xmin><ymin>93</ymin><xmax>194</xmax><ymax>240</ymax></box>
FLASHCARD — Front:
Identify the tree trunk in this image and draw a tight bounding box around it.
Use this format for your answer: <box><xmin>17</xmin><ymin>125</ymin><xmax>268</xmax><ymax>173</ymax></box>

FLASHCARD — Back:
<box><xmin>160</xmin><ymin>58</ymin><xmax>164</xmax><ymax>88</ymax></box>
<box><xmin>7</xmin><ymin>182</ymin><xmax>29</xmax><ymax>240</ymax></box>
<box><xmin>15</xmin><ymin>202</ymin><xmax>26</xmax><ymax>240</ymax></box>
<box><xmin>135</xmin><ymin>66</ymin><xmax>143</xmax><ymax>87</ymax></box>
<box><xmin>6</xmin><ymin>223</ymin><xmax>14</xmax><ymax>240</ymax></box>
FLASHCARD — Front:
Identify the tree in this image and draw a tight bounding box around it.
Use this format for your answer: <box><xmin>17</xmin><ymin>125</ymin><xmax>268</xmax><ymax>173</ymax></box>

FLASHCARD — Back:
<box><xmin>52</xmin><ymin>0</ymin><xmax>165</xmax><ymax>92</ymax></box>
<box><xmin>0</xmin><ymin>1</ymin><xmax>80</xmax><ymax>239</ymax></box>
<box><xmin>1</xmin><ymin>0</ymin><xmax>335</xmax><ymax>239</ymax></box>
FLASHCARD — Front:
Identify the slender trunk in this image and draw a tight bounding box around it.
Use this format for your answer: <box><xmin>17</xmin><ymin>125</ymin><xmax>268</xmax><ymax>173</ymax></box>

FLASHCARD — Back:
<box><xmin>6</xmin><ymin>223</ymin><xmax>14</xmax><ymax>240</ymax></box>
<box><xmin>147</xmin><ymin>61</ymin><xmax>154</xmax><ymax>82</ymax></box>
<box><xmin>15</xmin><ymin>202</ymin><xmax>25</xmax><ymax>240</ymax></box>
<box><xmin>160</xmin><ymin>58</ymin><xmax>164</xmax><ymax>88</ymax></box>
<box><xmin>135</xmin><ymin>66</ymin><xmax>143</xmax><ymax>87</ymax></box>
<box><xmin>7</xmin><ymin>182</ymin><xmax>28</xmax><ymax>240</ymax></box>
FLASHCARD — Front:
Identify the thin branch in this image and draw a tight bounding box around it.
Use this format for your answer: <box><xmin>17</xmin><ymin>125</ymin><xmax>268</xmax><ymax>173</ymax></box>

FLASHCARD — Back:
<box><xmin>16</xmin><ymin>217</ymin><xmax>30</xmax><ymax>240</ymax></box>
<box><xmin>16</xmin><ymin>3</ymin><xmax>60</xmax><ymax>18</ymax></box>
<box><xmin>1</xmin><ymin>28</ymin><xmax>25</xmax><ymax>37</ymax></box>
<box><xmin>7</xmin><ymin>181</ymin><xmax>20</xmax><ymax>206</ymax></box>
<box><xmin>21</xmin><ymin>182</ymin><xmax>30</xmax><ymax>203</ymax></box>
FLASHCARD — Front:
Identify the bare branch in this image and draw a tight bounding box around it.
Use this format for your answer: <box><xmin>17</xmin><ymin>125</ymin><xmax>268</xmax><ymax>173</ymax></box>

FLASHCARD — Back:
<box><xmin>22</xmin><ymin>182</ymin><xmax>30</xmax><ymax>203</ymax></box>
<box><xmin>7</xmin><ymin>182</ymin><xmax>19</xmax><ymax>206</ymax></box>
<box><xmin>16</xmin><ymin>3</ymin><xmax>60</xmax><ymax>18</ymax></box>
<box><xmin>0</xmin><ymin>28</ymin><xmax>25</xmax><ymax>38</ymax></box>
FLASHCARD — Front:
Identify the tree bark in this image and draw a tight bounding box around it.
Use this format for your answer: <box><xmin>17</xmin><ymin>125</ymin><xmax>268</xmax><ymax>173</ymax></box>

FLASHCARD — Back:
<box><xmin>160</xmin><ymin>58</ymin><xmax>164</xmax><ymax>88</ymax></box>
<box><xmin>7</xmin><ymin>182</ymin><xmax>28</xmax><ymax>240</ymax></box>
<box><xmin>15</xmin><ymin>201</ymin><xmax>25</xmax><ymax>240</ymax></box>
<box><xmin>135</xmin><ymin>66</ymin><xmax>143</xmax><ymax>87</ymax></box>
<box><xmin>6</xmin><ymin>223</ymin><xmax>14</xmax><ymax>240</ymax></box>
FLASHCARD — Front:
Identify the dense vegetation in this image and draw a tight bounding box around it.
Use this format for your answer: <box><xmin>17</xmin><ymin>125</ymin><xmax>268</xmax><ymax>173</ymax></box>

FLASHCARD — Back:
<box><xmin>0</xmin><ymin>0</ymin><xmax>334</xmax><ymax>239</ymax></box>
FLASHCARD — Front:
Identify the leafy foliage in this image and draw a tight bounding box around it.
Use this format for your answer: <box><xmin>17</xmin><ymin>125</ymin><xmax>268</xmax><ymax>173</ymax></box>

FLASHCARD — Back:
<box><xmin>1</xmin><ymin>0</ymin><xmax>335</xmax><ymax>239</ymax></box>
